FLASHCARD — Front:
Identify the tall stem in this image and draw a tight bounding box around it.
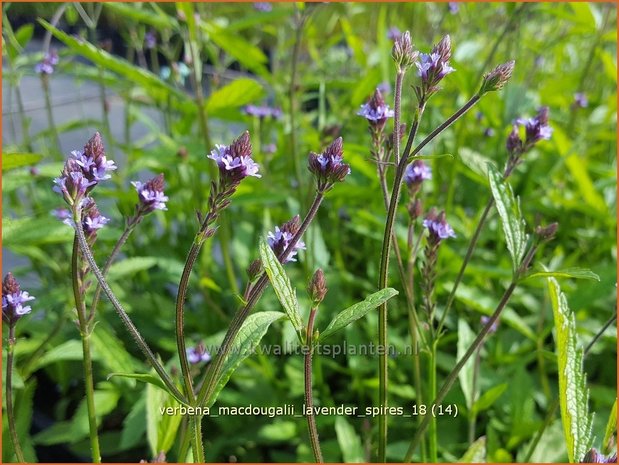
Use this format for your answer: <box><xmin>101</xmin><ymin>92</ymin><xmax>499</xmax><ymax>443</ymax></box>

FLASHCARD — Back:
<box><xmin>305</xmin><ymin>307</ymin><xmax>324</xmax><ymax>463</ymax></box>
<box><xmin>377</xmin><ymin>102</ymin><xmax>425</xmax><ymax>462</ymax></box>
<box><xmin>41</xmin><ymin>74</ymin><xmax>62</xmax><ymax>154</ymax></box>
<box><xmin>6</xmin><ymin>326</ymin><xmax>26</xmax><ymax>463</ymax></box>
<box><xmin>72</xmin><ymin>236</ymin><xmax>101</xmax><ymax>463</ymax></box>
<box><xmin>393</xmin><ymin>71</ymin><xmax>404</xmax><ymax>165</ymax></box>
<box><xmin>72</xmin><ymin>209</ymin><xmax>187</xmax><ymax>404</ymax></box>
<box><xmin>427</xmin><ymin>341</ymin><xmax>438</xmax><ymax>462</ymax></box>
<box><xmin>191</xmin><ymin>416</ymin><xmax>205</xmax><ymax>463</ymax></box>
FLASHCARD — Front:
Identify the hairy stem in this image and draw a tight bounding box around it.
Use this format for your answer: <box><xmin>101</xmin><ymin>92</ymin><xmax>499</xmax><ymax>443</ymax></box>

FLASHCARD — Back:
<box><xmin>72</xmin><ymin>236</ymin><xmax>101</xmax><ymax>463</ymax></box>
<box><xmin>305</xmin><ymin>307</ymin><xmax>324</xmax><ymax>463</ymax></box>
<box><xmin>191</xmin><ymin>416</ymin><xmax>205</xmax><ymax>463</ymax></box>
<box><xmin>6</xmin><ymin>326</ymin><xmax>26</xmax><ymax>463</ymax></box>
<box><xmin>72</xmin><ymin>208</ymin><xmax>187</xmax><ymax>404</ymax></box>
<box><xmin>428</xmin><ymin>341</ymin><xmax>438</xmax><ymax>462</ymax></box>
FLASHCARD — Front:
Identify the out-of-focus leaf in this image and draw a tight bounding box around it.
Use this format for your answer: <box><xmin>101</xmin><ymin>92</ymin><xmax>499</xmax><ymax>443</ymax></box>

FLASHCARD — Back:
<box><xmin>206</xmin><ymin>311</ymin><xmax>285</xmax><ymax>408</ymax></box>
<box><xmin>91</xmin><ymin>325</ymin><xmax>137</xmax><ymax>387</ymax></box>
<box><xmin>603</xmin><ymin>399</ymin><xmax>617</xmax><ymax>454</ymax></box>
<box><xmin>548</xmin><ymin>278</ymin><xmax>593</xmax><ymax>462</ymax></box>
<box><xmin>2</xmin><ymin>153</ymin><xmax>43</xmax><ymax>171</ymax></box>
<box><xmin>33</xmin><ymin>340</ymin><xmax>93</xmax><ymax>370</ymax></box>
<box><xmin>104</xmin><ymin>3</ymin><xmax>178</xmax><ymax>29</ymax></box>
<box><xmin>39</xmin><ymin>20</ymin><xmax>189</xmax><ymax>107</ymax></box>
<box><xmin>320</xmin><ymin>288</ymin><xmax>398</xmax><ymax>341</ymax></box>
<box><xmin>459</xmin><ymin>436</ymin><xmax>486</xmax><ymax>462</ymax></box>
<box><xmin>565</xmin><ymin>154</ymin><xmax>608</xmax><ymax>214</ymax></box>
<box><xmin>107</xmin><ymin>257</ymin><xmax>159</xmax><ymax>280</ymax></box>
<box><xmin>205</xmin><ymin>78</ymin><xmax>264</xmax><ymax>113</ymax></box>
<box><xmin>107</xmin><ymin>373</ymin><xmax>187</xmax><ymax>406</ymax></box>
<box><xmin>3</xmin><ymin>217</ymin><xmax>73</xmax><ymax>247</ymax></box>
<box><xmin>259</xmin><ymin>239</ymin><xmax>304</xmax><ymax>342</ymax></box>
<box><xmin>471</xmin><ymin>383</ymin><xmax>508</xmax><ymax>415</ymax></box>
<box><xmin>120</xmin><ymin>395</ymin><xmax>147</xmax><ymax>450</ymax></box>
<box><xmin>458</xmin><ymin>318</ymin><xmax>476</xmax><ymax>410</ymax></box>
<box><xmin>146</xmin><ymin>381</ymin><xmax>183</xmax><ymax>456</ymax></box>
<box><xmin>523</xmin><ymin>268</ymin><xmax>600</xmax><ymax>282</ymax></box>
<box><xmin>488</xmin><ymin>163</ymin><xmax>528</xmax><ymax>274</ymax></box>
<box><xmin>335</xmin><ymin>416</ymin><xmax>364</xmax><ymax>462</ymax></box>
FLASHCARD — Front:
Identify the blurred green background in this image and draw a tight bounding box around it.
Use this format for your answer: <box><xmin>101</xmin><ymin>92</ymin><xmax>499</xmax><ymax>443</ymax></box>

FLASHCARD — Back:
<box><xmin>2</xmin><ymin>2</ymin><xmax>617</xmax><ymax>462</ymax></box>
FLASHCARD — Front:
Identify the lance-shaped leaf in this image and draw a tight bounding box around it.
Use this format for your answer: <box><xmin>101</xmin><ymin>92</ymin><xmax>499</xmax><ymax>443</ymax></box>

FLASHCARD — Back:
<box><xmin>319</xmin><ymin>288</ymin><xmax>398</xmax><ymax>341</ymax></box>
<box><xmin>548</xmin><ymin>278</ymin><xmax>593</xmax><ymax>462</ymax></box>
<box><xmin>487</xmin><ymin>163</ymin><xmax>528</xmax><ymax>274</ymax></box>
<box><xmin>458</xmin><ymin>436</ymin><xmax>486</xmax><ymax>462</ymax></box>
<box><xmin>259</xmin><ymin>238</ymin><xmax>304</xmax><ymax>342</ymax></box>
<box><xmin>206</xmin><ymin>311</ymin><xmax>285</xmax><ymax>408</ymax></box>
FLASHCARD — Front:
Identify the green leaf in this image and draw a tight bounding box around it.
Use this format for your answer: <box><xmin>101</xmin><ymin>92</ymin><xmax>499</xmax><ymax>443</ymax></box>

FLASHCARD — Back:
<box><xmin>70</xmin><ymin>388</ymin><xmax>120</xmax><ymax>439</ymax></box>
<box><xmin>103</xmin><ymin>3</ymin><xmax>178</xmax><ymax>29</ymax></box>
<box><xmin>120</xmin><ymin>395</ymin><xmax>147</xmax><ymax>450</ymax></box>
<box><xmin>487</xmin><ymin>163</ymin><xmax>528</xmax><ymax>273</ymax></box>
<box><xmin>107</xmin><ymin>257</ymin><xmax>159</xmax><ymax>280</ymax></box>
<box><xmin>14</xmin><ymin>24</ymin><xmax>34</xmax><ymax>49</ymax></box>
<box><xmin>205</xmin><ymin>78</ymin><xmax>265</xmax><ymax>114</ymax></box>
<box><xmin>603</xmin><ymin>399</ymin><xmax>617</xmax><ymax>454</ymax></box>
<box><xmin>106</xmin><ymin>373</ymin><xmax>188</xmax><ymax>406</ymax></box>
<box><xmin>319</xmin><ymin>288</ymin><xmax>399</xmax><ymax>341</ymax></box>
<box><xmin>206</xmin><ymin>311</ymin><xmax>285</xmax><ymax>408</ymax></box>
<box><xmin>146</xmin><ymin>381</ymin><xmax>183</xmax><ymax>456</ymax></box>
<box><xmin>335</xmin><ymin>416</ymin><xmax>365</xmax><ymax>462</ymax></box>
<box><xmin>471</xmin><ymin>383</ymin><xmax>508</xmax><ymax>415</ymax></box>
<box><xmin>3</xmin><ymin>217</ymin><xmax>73</xmax><ymax>247</ymax></box>
<box><xmin>91</xmin><ymin>325</ymin><xmax>137</xmax><ymax>387</ymax></box>
<box><xmin>547</xmin><ymin>278</ymin><xmax>593</xmax><ymax>462</ymax></box>
<box><xmin>457</xmin><ymin>318</ymin><xmax>476</xmax><ymax>409</ymax></box>
<box><xmin>32</xmin><ymin>340</ymin><xmax>91</xmax><ymax>370</ymax></box>
<box><xmin>202</xmin><ymin>23</ymin><xmax>269</xmax><ymax>77</ymax></box>
<box><xmin>39</xmin><ymin>20</ymin><xmax>188</xmax><ymax>107</ymax></box>
<box><xmin>523</xmin><ymin>268</ymin><xmax>600</xmax><ymax>282</ymax></box>
<box><xmin>259</xmin><ymin>238</ymin><xmax>304</xmax><ymax>341</ymax></box>
<box><xmin>459</xmin><ymin>436</ymin><xmax>486</xmax><ymax>462</ymax></box>
<box><xmin>2</xmin><ymin>153</ymin><xmax>43</xmax><ymax>171</ymax></box>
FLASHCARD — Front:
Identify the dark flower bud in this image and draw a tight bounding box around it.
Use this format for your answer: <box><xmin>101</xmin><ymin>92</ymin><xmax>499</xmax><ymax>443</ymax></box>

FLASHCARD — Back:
<box><xmin>208</xmin><ymin>131</ymin><xmax>260</xmax><ymax>184</ymax></box>
<box><xmin>84</xmin><ymin>132</ymin><xmax>105</xmax><ymax>163</ymax></box>
<box><xmin>392</xmin><ymin>31</ymin><xmax>418</xmax><ymax>72</ymax></box>
<box><xmin>247</xmin><ymin>259</ymin><xmax>263</xmax><ymax>281</ymax></box>
<box><xmin>308</xmin><ymin>137</ymin><xmax>350</xmax><ymax>192</ymax></box>
<box><xmin>308</xmin><ymin>269</ymin><xmax>328</xmax><ymax>305</ymax></box>
<box><xmin>229</xmin><ymin>131</ymin><xmax>252</xmax><ymax>159</ymax></box>
<box><xmin>408</xmin><ymin>198</ymin><xmax>423</xmax><ymax>220</ymax></box>
<box><xmin>535</xmin><ymin>222</ymin><xmax>558</xmax><ymax>241</ymax></box>
<box><xmin>479</xmin><ymin>60</ymin><xmax>515</xmax><ymax>94</ymax></box>
<box><xmin>433</xmin><ymin>35</ymin><xmax>452</xmax><ymax>63</ymax></box>
<box><xmin>506</xmin><ymin>125</ymin><xmax>523</xmax><ymax>155</ymax></box>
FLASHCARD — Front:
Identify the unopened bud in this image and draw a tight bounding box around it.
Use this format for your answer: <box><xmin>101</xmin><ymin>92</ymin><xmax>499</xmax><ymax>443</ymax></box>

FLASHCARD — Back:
<box><xmin>408</xmin><ymin>199</ymin><xmax>423</xmax><ymax>220</ymax></box>
<box><xmin>535</xmin><ymin>222</ymin><xmax>558</xmax><ymax>241</ymax></box>
<box><xmin>308</xmin><ymin>269</ymin><xmax>327</xmax><ymax>305</ymax></box>
<box><xmin>392</xmin><ymin>31</ymin><xmax>418</xmax><ymax>72</ymax></box>
<box><xmin>479</xmin><ymin>60</ymin><xmax>515</xmax><ymax>94</ymax></box>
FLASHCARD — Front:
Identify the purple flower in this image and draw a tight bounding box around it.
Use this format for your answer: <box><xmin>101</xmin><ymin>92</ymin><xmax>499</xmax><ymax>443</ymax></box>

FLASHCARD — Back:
<box><xmin>52</xmin><ymin>208</ymin><xmax>71</xmax><ymax>221</ymax></box>
<box><xmin>582</xmin><ymin>449</ymin><xmax>617</xmax><ymax>463</ymax></box>
<box><xmin>506</xmin><ymin>124</ymin><xmax>523</xmax><ymax>154</ymax></box>
<box><xmin>308</xmin><ymin>137</ymin><xmax>350</xmax><ymax>191</ymax></box>
<box><xmin>267</xmin><ymin>216</ymin><xmax>306</xmax><ymax>263</ymax></box>
<box><xmin>35</xmin><ymin>50</ymin><xmax>59</xmax><ymax>74</ymax></box>
<box><xmin>481</xmin><ymin>315</ymin><xmax>499</xmax><ymax>334</ymax></box>
<box><xmin>208</xmin><ymin>132</ymin><xmax>261</xmax><ymax>183</ymax></box>
<box><xmin>573</xmin><ymin>92</ymin><xmax>588</xmax><ymax>108</ymax></box>
<box><xmin>253</xmin><ymin>2</ymin><xmax>273</xmax><ymax>12</ymax></box>
<box><xmin>81</xmin><ymin>198</ymin><xmax>110</xmax><ymax>235</ymax></box>
<box><xmin>448</xmin><ymin>2</ymin><xmax>459</xmax><ymax>14</ymax></box>
<box><xmin>144</xmin><ymin>31</ymin><xmax>157</xmax><ymax>50</ymax></box>
<box><xmin>243</xmin><ymin>104</ymin><xmax>282</xmax><ymax>119</ymax></box>
<box><xmin>387</xmin><ymin>27</ymin><xmax>401</xmax><ymax>41</ymax></box>
<box><xmin>377</xmin><ymin>82</ymin><xmax>391</xmax><ymax>95</ymax></box>
<box><xmin>54</xmin><ymin>133</ymin><xmax>115</xmax><ymax>205</ymax></box>
<box><xmin>516</xmin><ymin>106</ymin><xmax>553</xmax><ymax>144</ymax></box>
<box><xmin>187</xmin><ymin>342</ymin><xmax>211</xmax><ymax>364</ymax></box>
<box><xmin>357</xmin><ymin>88</ymin><xmax>394</xmax><ymax>130</ymax></box>
<box><xmin>423</xmin><ymin>209</ymin><xmax>456</xmax><ymax>243</ymax></box>
<box><xmin>484</xmin><ymin>127</ymin><xmax>495</xmax><ymax>138</ymax></box>
<box><xmin>132</xmin><ymin>173</ymin><xmax>169</xmax><ymax>214</ymax></box>
<box><xmin>2</xmin><ymin>273</ymin><xmax>34</xmax><ymax>326</ymax></box>
<box><xmin>404</xmin><ymin>160</ymin><xmax>432</xmax><ymax>186</ymax></box>
<box><xmin>415</xmin><ymin>35</ymin><xmax>454</xmax><ymax>96</ymax></box>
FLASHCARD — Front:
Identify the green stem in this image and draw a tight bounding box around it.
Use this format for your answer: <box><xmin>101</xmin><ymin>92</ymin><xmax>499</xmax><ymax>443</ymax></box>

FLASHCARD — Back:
<box><xmin>191</xmin><ymin>416</ymin><xmax>205</xmax><ymax>463</ymax></box>
<box><xmin>428</xmin><ymin>341</ymin><xmax>438</xmax><ymax>462</ymax></box>
<box><xmin>6</xmin><ymin>326</ymin><xmax>26</xmax><ymax>463</ymax></box>
<box><xmin>393</xmin><ymin>71</ymin><xmax>404</xmax><ymax>165</ymax></box>
<box><xmin>72</xmin><ymin>236</ymin><xmax>101</xmax><ymax>463</ymax></box>
<box><xmin>403</xmin><ymin>244</ymin><xmax>538</xmax><ymax>461</ymax></box>
<box><xmin>305</xmin><ymin>307</ymin><xmax>324</xmax><ymax>463</ymax></box>
<box><xmin>72</xmin><ymin>208</ymin><xmax>187</xmax><ymax>404</ymax></box>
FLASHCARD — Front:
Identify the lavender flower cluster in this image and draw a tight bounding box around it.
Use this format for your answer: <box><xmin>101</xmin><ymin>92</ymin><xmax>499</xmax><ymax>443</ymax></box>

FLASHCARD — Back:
<box><xmin>267</xmin><ymin>216</ymin><xmax>306</xmax><ymax>263</ymax></box>
<box><xmin>2</xmin><ymin>273</ymin><xmax>34</xmax><ymax>326</ymax></box>
<box><xmin>35</xmin><ymin>50</ymin><xmax>59</xmax><ymax>75</ymax></box>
